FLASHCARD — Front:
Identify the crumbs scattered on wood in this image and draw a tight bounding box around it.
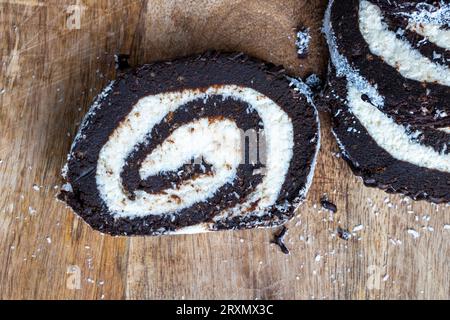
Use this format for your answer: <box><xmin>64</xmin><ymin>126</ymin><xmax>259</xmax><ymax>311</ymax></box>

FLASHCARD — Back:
<box><xmin>337</xmin><ymin>226</ymin><xmax>351</xmax><ymax>241</ymax></box>
<box><xmin>321</xmin><ymin>196</ymin><xmax>337</xmax><ymax>213</ymax></box>
<box><xmin>272</xmin><ymin>226</ymin><xmax>290</xmax><ymax>255</ymax></box>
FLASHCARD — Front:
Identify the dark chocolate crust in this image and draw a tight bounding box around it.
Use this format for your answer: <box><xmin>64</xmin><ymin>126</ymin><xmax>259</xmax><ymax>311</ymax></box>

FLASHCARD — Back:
<box><xmin>331</xmin><ymin>0</ymin><xmax>450</xmax><ymax>127</ymax></box>
<box><xmin>325</xmin><ymin>70</ymin><xmax>450</xmax><ymax>203</ymax></box>
<box><xmin>60</xmin><ymin>52</ymin><xmax>319</xmax><ymax>236</ymax></box>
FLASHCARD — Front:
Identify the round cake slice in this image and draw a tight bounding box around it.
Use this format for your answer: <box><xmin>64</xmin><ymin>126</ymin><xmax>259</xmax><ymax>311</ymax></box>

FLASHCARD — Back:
<box><xmin>323</xmin><ymin>0</ymin><xmax>450</xmax><ymax>203</ymax></box>
<box><xmin>59</xmin><ymin>52</ymin><xmax>320</xmax><ymax>236</ymax></box>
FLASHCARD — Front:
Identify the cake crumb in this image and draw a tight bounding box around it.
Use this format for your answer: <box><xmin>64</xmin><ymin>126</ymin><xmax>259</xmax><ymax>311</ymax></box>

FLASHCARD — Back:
<box><xmin>272</xmin><ymin>226</ymin><xmax>290</xmax><ymax>255</ymax></box>
<box><xmin>337</xmin><ymin>227</ymin><xmax>352</xmax><ymax>241</ymax></box>
<box><xmin>320</xmin><ymin>196</ymin><xmax>337</xmax><ymax>213</ymax></box>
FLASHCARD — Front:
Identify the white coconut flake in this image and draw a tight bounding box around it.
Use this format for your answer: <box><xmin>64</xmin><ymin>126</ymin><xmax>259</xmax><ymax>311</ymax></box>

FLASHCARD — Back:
<box><xmin>397</xmin><ymin>2</ymin><xmax>450</xmax><ymax>26</ymax></box>
<box><xmin>407</xmin><ymin>228</ymin><xmax>421</xmax><ymax>239</ymax></box>
<box><xmin>61</xmin><ymin>183</ymin><xmax>73</xmax><ymax>193</ymax></box>
<box><xmin>296</xmin><ymin>28</ymin><xmax>311</xmax><ymax>56</ymax></box>
<box><xmin>289</xmin><ymin>76</ymin><xmax>315</xmax><ymax>106</ymax></box>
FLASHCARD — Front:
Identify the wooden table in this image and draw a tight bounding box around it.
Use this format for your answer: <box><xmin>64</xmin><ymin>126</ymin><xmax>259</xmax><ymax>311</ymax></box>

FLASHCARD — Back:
<box><xmin>0</xmin><ymin>0</ymin><xmax>448</xmax><ymax>300</ymax></box>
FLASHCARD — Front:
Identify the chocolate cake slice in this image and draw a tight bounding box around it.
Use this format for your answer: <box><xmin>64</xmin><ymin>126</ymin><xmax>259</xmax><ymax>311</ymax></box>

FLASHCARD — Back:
<box><xmin>323</xmin><ymin>0</ymin><xmax>450</xmax><ymax>203</ymax></box>
<box><xmin>60</xmin><ymin>52</ymin><xmax>320</xmax><ymax>236</ymax></box>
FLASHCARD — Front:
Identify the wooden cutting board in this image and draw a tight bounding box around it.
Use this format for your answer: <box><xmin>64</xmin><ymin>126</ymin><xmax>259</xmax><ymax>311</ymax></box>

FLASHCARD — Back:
<box><xmin>0</xmin><ymin>0</ymin><xmax>448</xmax><ymax>300</ymax></box>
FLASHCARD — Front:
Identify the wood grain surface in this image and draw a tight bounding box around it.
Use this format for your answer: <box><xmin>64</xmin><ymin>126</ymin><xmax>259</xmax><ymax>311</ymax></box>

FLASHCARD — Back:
<box><xmin>0</xmin><ymin>0</ymin><xmax>448</xmax><ymax>300</ymax></box>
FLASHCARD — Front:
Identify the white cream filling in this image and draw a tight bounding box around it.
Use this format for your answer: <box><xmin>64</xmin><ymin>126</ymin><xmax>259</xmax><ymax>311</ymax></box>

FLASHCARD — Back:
<box><xmin>96</xmin><ymin>85</ymin><xmax>294</xmax><ymax>219</ymax></box>
<box><xmin>109</xmin><ymin>119</ymin><xmax>241</xmax><ymax>216</ymax></box>
<box><xmin>347</xmin><ymin>84</ymin><xmax>450</xmax><ymax>172</ymax></box>
<box><xmin>139</xmin><ymin>118</ymin><xmax>241</xmax><ymax>179</ymax></box>
<box><xmin>359</xmin><ymin>0</ymin><xmax>450</xmax><ymax>85</ymax></box>
<box><xmin>407</xmin><ymin>22</ymin><xmax>450</xmax><ymax>50</ymax></box>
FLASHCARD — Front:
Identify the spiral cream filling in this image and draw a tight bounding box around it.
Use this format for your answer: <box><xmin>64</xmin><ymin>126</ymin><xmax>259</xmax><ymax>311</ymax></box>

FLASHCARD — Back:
<box><xmin>96</xmin><ymin>85</ymin><xmax>294</xmax><ymax>219</ymax></box>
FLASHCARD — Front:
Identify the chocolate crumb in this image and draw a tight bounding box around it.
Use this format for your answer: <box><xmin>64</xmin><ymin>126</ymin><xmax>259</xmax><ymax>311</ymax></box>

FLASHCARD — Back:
<box><xmin>115</xmin><ymin>54</ymin><xmax>130</xmax><ymax>70</ymax></box>
<box><xmin>320</xmin><ymin>197</ymin><xmax>337</xmax><ymax>213</ymax></box>
<box><xmin>272</xmin><ymin>226</ymin><xmax>290</xmax><ymax>255</ymax></box>
<box><xmin>337</xmin><ymin>227</ymin><xmax>351</xmax><ymax>241</ymax></box>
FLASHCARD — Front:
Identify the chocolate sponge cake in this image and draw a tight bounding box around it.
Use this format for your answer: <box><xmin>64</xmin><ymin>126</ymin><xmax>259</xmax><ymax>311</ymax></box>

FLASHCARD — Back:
<box><xmin>60</xmin><ymin>52</ymin><xmax>320</xmax><ymax>236</ymax></box>
<box><xmin>324</xmin><ymin>0</ymin><xmax>449</xmax><ymax>202</ymax></box>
